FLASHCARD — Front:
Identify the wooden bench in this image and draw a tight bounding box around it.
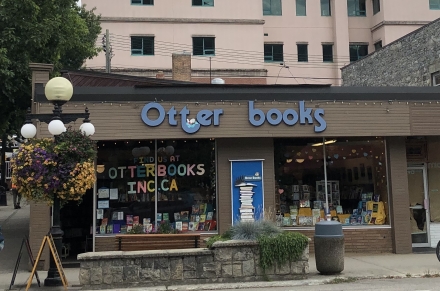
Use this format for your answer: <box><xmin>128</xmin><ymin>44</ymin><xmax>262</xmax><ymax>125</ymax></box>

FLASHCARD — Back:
<box><xmin>115</xmin><ymin>234</ymin><xmax>201</xmax><ymax>251</ymax></box>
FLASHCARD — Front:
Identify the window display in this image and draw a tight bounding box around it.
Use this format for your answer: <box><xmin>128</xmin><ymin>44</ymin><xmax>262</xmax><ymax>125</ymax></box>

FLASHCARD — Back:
<box><xmin>274</xmin><ymin>137</ymin><xmax>388</xmax><ymax>227</ymax></box>
<box><xmin>95</xmin><ymin>139</ymin><xmax>217</xmax><ymax>234</ymax></box>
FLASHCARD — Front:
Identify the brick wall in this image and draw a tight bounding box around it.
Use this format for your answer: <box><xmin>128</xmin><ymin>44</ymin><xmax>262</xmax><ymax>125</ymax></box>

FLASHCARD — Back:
<box><xmin>172</xmin><ymin>53</ymin><xmax>191</xmax><ymax>82</ymax></box>
<box><xmin>341</xmin><ymin>18</ymin><xmax>440</xmax><ymax>86</ymax></box>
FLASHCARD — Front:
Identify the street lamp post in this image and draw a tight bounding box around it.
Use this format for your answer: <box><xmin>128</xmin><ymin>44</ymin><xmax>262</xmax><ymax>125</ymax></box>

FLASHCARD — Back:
<box><xmin>20</xmin><ymin>77</ymin><xmax>95</xmax><ymax>287</ymax></box>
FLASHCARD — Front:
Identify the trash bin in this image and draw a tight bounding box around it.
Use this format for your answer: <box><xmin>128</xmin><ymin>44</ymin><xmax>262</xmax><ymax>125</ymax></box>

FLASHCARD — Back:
<box><xmin>0</xmin><ymin>186</ymin><xmax>7</xmax><ymax>206</ymax></box>
<box><xmin>314</xmin><ymin>220</ymin><xmax>344</xmax><ymax>274</ymax></box>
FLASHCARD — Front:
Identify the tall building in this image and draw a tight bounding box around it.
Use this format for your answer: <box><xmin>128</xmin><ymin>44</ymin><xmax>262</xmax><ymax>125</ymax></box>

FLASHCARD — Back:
<box><xmin>82</xmin><ymin>0</ymin><xmax>440</xmax><ymax>85</ymax></box>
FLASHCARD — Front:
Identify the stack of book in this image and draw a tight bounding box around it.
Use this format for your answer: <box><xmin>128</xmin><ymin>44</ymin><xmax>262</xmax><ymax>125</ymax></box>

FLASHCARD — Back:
<box><xmin>239</xmin><ymin>185</ymin><xmax>255</xmax><ymax>222</ymax></box>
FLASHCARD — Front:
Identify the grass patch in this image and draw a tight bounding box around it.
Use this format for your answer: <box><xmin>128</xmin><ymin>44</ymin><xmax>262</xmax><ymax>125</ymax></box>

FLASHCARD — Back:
<box><xmin>326</xmin><ymin>277</ymin><xmax>358</xmax><ymax>284</ymax></box>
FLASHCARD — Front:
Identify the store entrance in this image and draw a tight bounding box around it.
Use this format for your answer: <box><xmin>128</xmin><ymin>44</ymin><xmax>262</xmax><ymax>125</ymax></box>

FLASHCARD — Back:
<box><xmin>408</xmin><ymin>165</ymin><xmax>430</xmax><ymax>247</ymax></box>
<box><xmin>60</xmin><ymin>190</ymin><xmax>93</xmax><ymax>264</ymax></box>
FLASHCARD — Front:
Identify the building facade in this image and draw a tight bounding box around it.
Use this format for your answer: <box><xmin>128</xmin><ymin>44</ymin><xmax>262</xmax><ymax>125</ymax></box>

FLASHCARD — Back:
<box><xmin>82</xmin><ymin>0</ymin><xmax>440</xmax><ymax>85</ymax></box>
<box><xmin>341</xmin><ymin>18</ymin><xmax>440</xmax><ymax>248</ymax></box>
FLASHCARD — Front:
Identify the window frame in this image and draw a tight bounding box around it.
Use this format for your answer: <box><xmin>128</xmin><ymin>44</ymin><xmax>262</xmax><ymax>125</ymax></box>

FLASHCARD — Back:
<box><xmin>263</xmin><ymin>0</ymin><xmax>282</xmax><ymax>16</ymax></box>
<box><xmin>131</xmin><ymin>0</ymin><xmax>154</xmax><ymax>5</ymax></box>
<box><xmin>264</xmin><ymin>43</ymin><xmax>284</xmax><ymax>62</ymax></box>
<box><xmin>192</xmin><ymin>0</ymin><xmax>214</xmax><ymax>7</ymax></box>
<box><xmin>192</xmin><ymin>37</ymin><xmax>216</xmax><ymax>56</ymax></box>
<box><xmin>433</xmin><ymin>72</ymin><xmax>440</xmax><ymax>86</ymax></box>
<box><xmin>131</xmin><ymin>36</ymin><xmax>155</xmax><ymax>56</ymax></box>
<box><xmin>297</xmin><ymin>44</ymin><xmax>308</xmax><ymax>62</ymax></box>
<box><xmin>374</xmin><ymin>41</ymin><xmax>382</xmax><ymax>51</ymax></box>
<box><xmin>320</xmin><ymin>0</ymin><xmax>331</xmax><ymax>16</ymax></box>
<box><xmin>296</xmin><ymin>0</ymin><xmax>307</xmax><ymax>16</ymax></box>
<box><xmin>349</xmin><ymin>44</ymin><xmax>369</xmax><ymax>62</ymax></box>
<box><xmin>430</xmin><ymin>0</ymin><xmax>440</xmax><ymax>9</ymax></box>
<box><xmin>322</xmin><ymin>44</ymin><xmax>333</xmax><ymax>63</ymax></box>
<box><xmin>347</xmin><ymin>0</ymin><xmax>366</xmax><ymax>16</ymax></box>
<box><xmin>372</xmin><ymin>0</ymin><xmax>380</xmax><ymax>14</ymax></box>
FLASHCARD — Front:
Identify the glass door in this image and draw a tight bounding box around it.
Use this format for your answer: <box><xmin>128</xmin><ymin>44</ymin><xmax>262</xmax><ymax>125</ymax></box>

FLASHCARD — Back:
<box><xmin>407</xmin><ymin>165</ymin><xmax>430</xmax><ymax>247</ymax></box>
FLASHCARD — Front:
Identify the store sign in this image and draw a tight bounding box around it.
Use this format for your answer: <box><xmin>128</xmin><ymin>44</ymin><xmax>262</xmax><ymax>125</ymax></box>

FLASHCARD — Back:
<box><xmin>141</xmin><ymin>101</ymin><xmax>326</xmax><ymax>134</ymax></box>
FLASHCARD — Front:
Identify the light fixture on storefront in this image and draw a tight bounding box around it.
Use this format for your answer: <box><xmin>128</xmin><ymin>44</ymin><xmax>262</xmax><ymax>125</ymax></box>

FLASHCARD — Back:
<box><xmin>296</xmin><ymin>159</ymin><xmax>305</xmax><ymax>163</ymax></box>
<box><xmin>96</xmin><ymin>165</ymin><xmax>105</xmax><ymax>173</ymax></box>
<box><xmin>311</xmin><ymin>139</ymin><xmax>337</xmax><ymax>147</ymax></box>
<box><xmin>286</xmin><ymin>159</ymin><xmax>293</xmax><ymax>163</ymax></box>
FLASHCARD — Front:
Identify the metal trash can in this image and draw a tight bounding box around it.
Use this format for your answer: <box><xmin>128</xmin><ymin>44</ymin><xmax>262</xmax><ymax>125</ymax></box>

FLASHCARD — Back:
<box><xmin>0</xmin><ymin>186</ymin><xmax>7</xmax><ymax>206</ymax></box>
<box><xmin>314</xmin><ymin>220</ymin><xmax>344</xmax><ymax>274</ymax></box>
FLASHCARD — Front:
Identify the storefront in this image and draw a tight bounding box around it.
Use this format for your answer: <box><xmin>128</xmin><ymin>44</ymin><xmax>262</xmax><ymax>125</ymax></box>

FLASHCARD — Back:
<box><xmin>30</xmin><ymin>83</ymin><xmax>440</xmax><ymax>257</ymax></box>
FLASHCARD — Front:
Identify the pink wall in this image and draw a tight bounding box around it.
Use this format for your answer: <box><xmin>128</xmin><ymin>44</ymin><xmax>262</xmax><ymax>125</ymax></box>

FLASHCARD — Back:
<box><xmin>83</xmin><ymin>0</ymin><xmax>440</xmax><ymax>85</ymax></box>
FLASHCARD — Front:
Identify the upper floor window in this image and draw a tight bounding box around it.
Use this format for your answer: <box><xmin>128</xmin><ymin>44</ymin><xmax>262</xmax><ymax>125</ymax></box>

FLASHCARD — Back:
<box><xmin>296</xmin><ymin>0</ymin><xmax>306</xmax><ymax>16</ymax></box>
<box><xmin>347</xmin><ymin>0</ymin><xmax>366</xmax><ymax>16</ymax></box>
<box><xmin>193</xmin><ymin>0</ymin><xmax>214</xmax><ymax>6</ymax></box>
<box><xmin>433</xmin><ymin>72</ymin><xmax>440</xmax><ymax>86</ymax></box>
<box><xmin>374</xmin><ymin>41</ymin><xmax>382</xmax><ymax>51</ymax></box>
<box><xmin>297</xmin><ymin>44</ymin><xmax>308</xmax><ymax>62</ymax></box>
<box><xmin>373</xmin><ymin>0</ymin><xmax>380</xmax><ymax>14</ymax></box>
<box><xmin>131</xmin><ymin>36</ymin><xmax>154</xmax><ymax>55</ymax></box>
<box><xmin>263</xmin><ymin>0</ymin><xmax>282</xmax><ymax>15</ymax></box>
<box><xmin>264</xmin><ymin>44</ymin><xmax>284</xmax><ymax>62</ymax></box>
<box><xmin>193</xmin><ymin>37</ymin><xmax>215</xmax><ymax>56</ymax></box>
<box><xmin>430</xmin><ymin>0</ymin><xmax>440</xmax><ymax>9</ymax></box>
<box><xmin>131</xmin><ymin>0</ymin><xmax>154</xmax><ymax>5</ymax></box>
<box><xmin>349</xmin><ymin>44</ymin><xmax>368</xmax><ymax>62</ymax></box>
<box><xmin>321</xmin><ymin>0</ymin><xmax>331</xmax><ymax>16</ymax></box>
<box><xmin>322</xmin><ymin>44</ymin><xmax>333</xmax><ymax>62</ymax></box>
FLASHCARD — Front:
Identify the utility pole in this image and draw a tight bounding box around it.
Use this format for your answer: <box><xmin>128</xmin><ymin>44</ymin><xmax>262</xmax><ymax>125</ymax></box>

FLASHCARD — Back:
<box><xmin>105</xmin><ymin>29</ymin><xmax>111</xmax><ymax>73</ymax></box>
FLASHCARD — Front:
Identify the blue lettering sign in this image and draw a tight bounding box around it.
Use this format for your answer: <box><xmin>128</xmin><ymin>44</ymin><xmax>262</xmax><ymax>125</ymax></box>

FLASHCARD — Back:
<box><xmin>248</xmin><ymin>101</ymin><xmax>327</xmax><ymax>133</ymax></box>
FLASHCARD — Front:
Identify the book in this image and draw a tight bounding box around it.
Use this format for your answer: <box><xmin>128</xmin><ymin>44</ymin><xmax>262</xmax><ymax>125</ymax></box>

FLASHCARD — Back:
<box><xmin>99</xmin><ymin>225</ymin><xmax>106</xmax><ymax>234</ymax></box>
<box><xmin>133</xmin><ymin>216</ymin><xmax>140</xmax><ymax>225</ymax></box>
<box><xmin>282</xmin><ymin>217</ymin><xmax>291</xmax><ymax>226</ymax></box>
<box><xmin>157</xmin><ymin>213</ymin><xmax>162</xmax><ymax>222</ymax></box>
<box><xmin>163</xmin><ymin>213</ymin><xmax>169</xmax><ymax>221</ymax></box>
<box><xmin>127</xmin><ymin>224</ymin><xmax>133</xmax><ymax>232</ymax></box>
<box><xmin>336</xmin><ymin>206</ymin><xmax>343</xmax><ymax>214</ymax></box>
<box><xmin>174</xmin><ymin>212</ymin><xmax>181</xmax><ymax>221</ymax></box>
<box><xmin>291</xmin><ymin>216</ymin><xmax>297</xmax><ymax>225</ymax></box>
<box><xmin>192</xmin><ymin>205</ymin><xmax>200</xmax><ymax>215</ymax></box>
<box><xmin>144</xmin><ymin>223</ymin><xmax>153</xmax><ymax>233</ymax></box>
<box><xmin>204</xmin><ymin>221</ymin><xmax>211</xmax><ymax>231</ymax></box>
<box><xmin>175</xmin><ymin>221</ymin><xmax>183</xmax><ymax>231</ymax></box>
<box><xmin>188</xmin><ymin>222</ymin><xmax>197</xmax><ymax>231</ymax></box>
<box><xmin>200</xmin><ymin>214</ymin><xmax>206</xmax><ymax>223</ymax></box>
<box><xmin>143</xmin><ymin>218</ymin><xmax>151</xmax><ymax>225</ymax></box>
<box><xmin>206</xmin><ymin>212</ymin><xmax>213</xmax><ymax>221</ymax></box>
<box><xmin>197</xmin><ymin>223</ymin><xmax>205</xmax><ymax>231</ymax></box>
<box><xmin>113</xmin><ymin>224</ymin><xmax>121</xmax><ymax>234</ymax></box>
<box><xmin>106</xmin><ymin>225</ymin><xmax>113</xmax><ymax>234</ymax></box>
<box><xmin>190</xmin><ymin>215</ymin><xmax>197</xmax><ymax>222</ymax></box>
<box><xmin>126</xmin><ymin>215</ymin><xmax>133</xmax><ymax>225</ymax></box>
<box><xmin>120</xmin><ymin>225</ymin><xmax>127</xmax><ymax>234</ymax></box>
<box><xmin>182</xmin><ymin>222</ymin><xmax>189</xmax><ymax>231</ymax></box>
<box><xmin>180</xmin><ymin>211</ymin><xmax>189</xmax><ymax>221</ymax></box>
<box><xmin>199</xmin><ymin>203</ymin><xmax>207</xmax><ymax>214</ymax></box>
<box><xmin>111</xmin><ymin>212</ymin><xmax>119</xmax><ymax>221</ymax></box>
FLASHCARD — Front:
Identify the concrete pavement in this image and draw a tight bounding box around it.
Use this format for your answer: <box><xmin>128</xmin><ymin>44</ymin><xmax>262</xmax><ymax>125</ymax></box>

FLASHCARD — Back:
<box><xmin>1</xmin><ymin>190</ymin><xmax>440</xmax><ymax>290</ymax></box>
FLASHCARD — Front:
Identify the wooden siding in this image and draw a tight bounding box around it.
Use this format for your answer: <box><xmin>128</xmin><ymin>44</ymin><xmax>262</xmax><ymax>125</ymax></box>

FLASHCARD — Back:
<box><xmin>36</xmin><ymin>101</ymin><xmax>411</xmax><ymax>139</ymax></box>
<box><xmin>387</xmin><ymin>137</ymin><xmax>412</xmax><ymax>254</ymax></box>
<box><xmin>410</xmin><ymin>104</ymin><xmax>440</xmax><ymax>135</ymax></box>
<box><xmin>217</xmin><ymin>138</ymin><xmax>275</xmax><ymax>233</ymax></box>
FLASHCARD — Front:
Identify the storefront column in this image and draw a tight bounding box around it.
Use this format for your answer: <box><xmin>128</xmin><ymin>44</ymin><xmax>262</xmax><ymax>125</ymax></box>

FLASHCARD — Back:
<box><xmin>387</xmin><ymin>137</ymin><xmax>412</xmax><ymax>254</ymax></box>
<box><xmin>216</xmin><ymin>138</ymin><xmax>275</xmax><ymax>234</ymax></box>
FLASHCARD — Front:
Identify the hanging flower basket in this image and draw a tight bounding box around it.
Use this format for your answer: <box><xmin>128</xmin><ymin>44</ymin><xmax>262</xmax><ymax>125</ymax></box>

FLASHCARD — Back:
<box><xmin>11</xmin><ymin>128</ymin><xmax>97</xmax><ymax>205</ymax></box>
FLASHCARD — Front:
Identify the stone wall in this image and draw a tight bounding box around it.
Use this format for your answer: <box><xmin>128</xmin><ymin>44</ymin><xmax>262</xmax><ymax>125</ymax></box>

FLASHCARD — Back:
<box><xmin>78</xmin><ymin>240</ymin><xmax>309</xmax><ymax>289</ymax></box>
<box><xmin>341</xmin><ymin>18</ymin><xmax>440</xmax><ymax>86</ymax></box>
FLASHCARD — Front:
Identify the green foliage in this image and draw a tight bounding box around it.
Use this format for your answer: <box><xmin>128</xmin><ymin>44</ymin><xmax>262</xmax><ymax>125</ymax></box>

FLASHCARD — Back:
<box><xmin>258</xmin><ymin>232</ymin><xmax>309</xmax><ymax>272</ymax></box>
<box><xmin>230</xmin><ymin>220</ymin><xmax>281</xmax><ymax>241</ymax></box>
<box><xmin>55</xmin><ymin>127</ymin><xmax>97</xmax><ymax>163</ymax></box>
<box><xmin>157</xmin><ymin>221</ymin><xmax>179</xmax><ymax>234</ymax></box>
<box><xmin>0</xmin><ymin>0</ymin><xmax>101</xmax><ymax>134</ymax></box>
<box><xmin>127</xmin><ymin>224</ymin><xmax>144</xmax><ymax>234</ymax></box>
<box><xmin>206</xmin><ymin>234</ymin><xmax>229</xmax><ymax>249</ymax></box>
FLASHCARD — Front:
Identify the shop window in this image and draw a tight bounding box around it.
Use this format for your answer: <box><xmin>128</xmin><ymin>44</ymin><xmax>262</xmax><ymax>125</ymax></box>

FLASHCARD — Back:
<box><xmin>322</xmin><ymin>44</ymin><xmax>333</xmax><ymax>62</ymax></box>
<box><xmin>373</xmin><ymin>0</ymin><xmax>380</xmax><ymax>14</ymax></box>
<box><xmin>95</xmin><ymin>139</ymin><xmax>217</xmax><ymax>235</ymax></box>
<box><xmin>430</xmin><ymin>0</ymin><xmax>440</xmax><ymax>10</ymax></box>
<box><xmin>192</xmin><ymin>0</ymin><xmax>214</xmax><ymax>6</ymax></box>
<box><xmin>321</xmin><ymin>0</ymin><xmax>331</xmax><ymax>16</ymax></box>
<box><xmin>296</xmin><ymin>0</ymin><xmax>306</xmax><ymax>16</ymax></box>
<box><xmin>274</xmin><ymin>137</ymin><xmax>389</xmax><ymax>227</ymax></box>
<box><xmin>131</xmin><ymin>36</ymin><xmax>154</xmax><ymax>56</ymax></box>
<box><xmin>264</xmin><ymin>44</ymin><xmax>283</xmax><ymax>62</ymax></box>
<box><xmin>297</xmin><ymin>44</ymin><xmax>308</xmax><ymax>62</ymax></box>
<box><xmin>193</xmin><ymin>37</ymin><xmax>215</xmax><ymax>56</ymax></box>
<box><xmin>349</xmin><ymin>44</ymin><xmax>368</xmax><ymax>62</ymax></box>
<box><xmin>347</xmin><ymin>0</ymin><xmax>366</xmax><ymax>16</ymax></box>
<box><xmin>131</xmin><ymin>0</ymin><xmax>154</xmax><ymax>5</ymax></box>
<box><xmin>263</xmin><ymin>0</ymin><xmax>282</xmax><ymax>15</ymax></box>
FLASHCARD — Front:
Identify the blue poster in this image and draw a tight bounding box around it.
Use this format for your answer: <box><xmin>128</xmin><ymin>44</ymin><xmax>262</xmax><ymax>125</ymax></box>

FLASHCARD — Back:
<box><xmin>230</xmin><ymin>159</ymin><xmax>264</xmax><ymax>224</ymax></box>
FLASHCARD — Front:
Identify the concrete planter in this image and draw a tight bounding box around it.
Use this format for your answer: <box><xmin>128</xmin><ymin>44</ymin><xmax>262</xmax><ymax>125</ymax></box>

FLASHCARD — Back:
<box><xmin>77</xmin><ymin>240</ymin><xmax>309</xmax><ymax>289</ymax></box>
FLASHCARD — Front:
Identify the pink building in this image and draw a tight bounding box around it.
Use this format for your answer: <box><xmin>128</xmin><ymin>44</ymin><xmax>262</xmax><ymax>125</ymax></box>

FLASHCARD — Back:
<box><xmin>82</xmin><ymin>0</ymin><xmax>440</xmax><ymax>85</ymax></box>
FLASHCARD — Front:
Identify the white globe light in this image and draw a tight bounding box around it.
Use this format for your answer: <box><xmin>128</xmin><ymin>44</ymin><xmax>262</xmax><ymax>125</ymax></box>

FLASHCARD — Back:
<box><xmin>45</xmin><ymin>77</ymin><xmax>73</xmax><ymax>102</ymax></box>
<box><xmin>48</xmin><ymin>120</ymin><xmax>66</xmax><ymax>136</ymax></box>
<box><xmin>21</xmin><ymin>124</ymin><xmax>37</xmax><ymax>139</ymax></box>
<box><xmin>80</xmin><ymin>122</ymin><xmax>95</xmax><ymax>136</ymax></box>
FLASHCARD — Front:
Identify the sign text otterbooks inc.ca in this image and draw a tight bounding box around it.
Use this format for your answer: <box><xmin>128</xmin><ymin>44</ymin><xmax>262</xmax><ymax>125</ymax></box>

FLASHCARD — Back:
<box><xmin>141</xmin><ymin>101</ymin><xmax>327</xmax><ymax>134</ymax></box>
